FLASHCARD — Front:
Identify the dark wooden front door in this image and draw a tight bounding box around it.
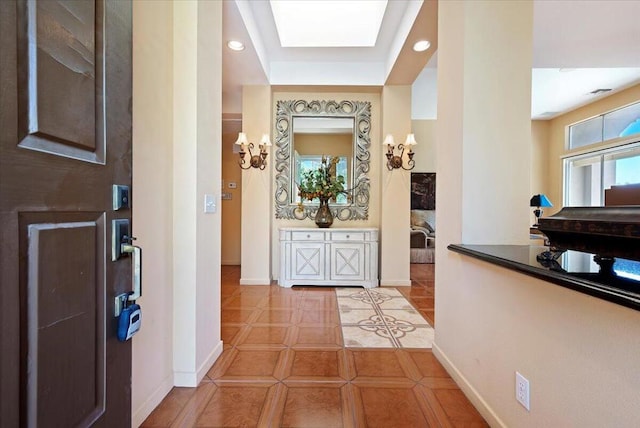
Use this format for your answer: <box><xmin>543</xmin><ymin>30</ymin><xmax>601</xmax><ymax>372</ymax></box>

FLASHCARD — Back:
<box><xmin>1</xmin><ymin>1</ymin><xmax>133</xmax><ymax>426</ymax></box>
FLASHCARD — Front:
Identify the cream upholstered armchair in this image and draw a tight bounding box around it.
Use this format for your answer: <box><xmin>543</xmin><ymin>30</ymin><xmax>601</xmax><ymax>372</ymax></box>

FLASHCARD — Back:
<box><xmin>410</xmin><ymin>210</ymin><xmax>435</xmax><ymax>263</ymax></box>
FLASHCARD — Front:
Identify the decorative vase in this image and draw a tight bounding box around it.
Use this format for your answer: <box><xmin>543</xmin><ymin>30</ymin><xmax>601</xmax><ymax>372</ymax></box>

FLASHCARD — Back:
<box><xmin>315</xmin><ymin>197</ymin><xmax>334</xmax><ymax>228</ymax></box>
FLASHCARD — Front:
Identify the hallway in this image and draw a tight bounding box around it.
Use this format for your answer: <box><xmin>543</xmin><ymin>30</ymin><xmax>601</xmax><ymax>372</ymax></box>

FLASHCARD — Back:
<box><xmin>141</xmin><ymin>265</ymin><xmax>487</xmax><ymax>427</ymax></box>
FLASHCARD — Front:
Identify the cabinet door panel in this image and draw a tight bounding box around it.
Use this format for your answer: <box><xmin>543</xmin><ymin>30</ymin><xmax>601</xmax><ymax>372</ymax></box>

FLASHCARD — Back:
<box><xmin>291</xmin><ymin>243</ymin><xmax>325</xmax><ymax>280</ymax></box>
<box><xmin>331</xmin><ymin>243</ymin><xmax>365</xmax><ymax>281</ymax></box>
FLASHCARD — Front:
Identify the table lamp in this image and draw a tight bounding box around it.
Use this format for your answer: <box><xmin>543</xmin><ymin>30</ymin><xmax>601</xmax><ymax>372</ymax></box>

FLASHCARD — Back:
<box><xmin>530</xmin><ymin>194</ymin><xmax>553</xmax><ymax>226</ymax></box>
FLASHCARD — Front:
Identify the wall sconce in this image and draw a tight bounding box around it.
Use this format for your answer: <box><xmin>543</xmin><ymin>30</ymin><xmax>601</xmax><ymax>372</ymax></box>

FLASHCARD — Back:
<box><xmin>235</xmin><ymin>132</ymin><xmax>271</xmax><ymax>170</ymax></box>
<box><xmin>383</xmin><ymin>133</ymin><xmax>417</xmax><ymax>171</ymax></box>
<box><xmin>530</xmin><ymin>194</ymin><xmax>553</xmax><ymax>226</ymax></box>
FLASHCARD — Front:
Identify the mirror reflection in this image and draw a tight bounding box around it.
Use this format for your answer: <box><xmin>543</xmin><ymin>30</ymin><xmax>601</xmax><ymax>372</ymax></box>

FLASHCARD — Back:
<box><xmin>292</xmin><ymin>117</ymin><xmax>354</xmax><ymax>204</ymax></box>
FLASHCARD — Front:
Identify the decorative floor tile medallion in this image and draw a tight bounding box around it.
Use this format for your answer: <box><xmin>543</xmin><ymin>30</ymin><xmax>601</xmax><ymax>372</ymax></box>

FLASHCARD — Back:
<box><xmin>337</xmin><ymin>288</ymin><xmax>434</xmax><ymax>348</ymax></box>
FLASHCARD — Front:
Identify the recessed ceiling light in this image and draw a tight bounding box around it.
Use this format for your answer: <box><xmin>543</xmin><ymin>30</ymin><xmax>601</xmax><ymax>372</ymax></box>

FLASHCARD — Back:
<box><xmin>413</xmin><ymin>40</ymin><xmax>431</xmax><ymax>52</ymax></box>
<box><xmin>227</xmin><ymin>40</ymin><xmax>245</xmax><ymax>51</ymax></box>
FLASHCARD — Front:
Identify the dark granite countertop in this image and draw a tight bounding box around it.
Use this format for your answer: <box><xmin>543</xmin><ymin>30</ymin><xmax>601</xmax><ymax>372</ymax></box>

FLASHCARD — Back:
<box><xmin>448</xmin><ymin>244</ymin><xmax>640</xmax><ymax>311</ymax></box>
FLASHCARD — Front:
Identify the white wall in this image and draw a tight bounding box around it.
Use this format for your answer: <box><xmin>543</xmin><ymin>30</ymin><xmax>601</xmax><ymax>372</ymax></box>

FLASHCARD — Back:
<box><xmin>411</xmin><ymin>119</ymin><xmax>437</xmax><ymax>173</ymax></box>
<box><xmin>438</xmin><ymin>258</ymin><xmax>640</xmax><ymax>427</ymax></box>
<box><xmin>436</xmin><ymin>0</ymin><xmax>532</xmax><ymax>423</ymax></box>
<box><xmin>194</xmin><ymin>0</ymin><xmax>223</xmax><ymax>378</ymax></box>
<box><xmin>171</xmin><ymin>0</ymin><xmax>199</xmax><ymax>386</ymax></box>
<box><xmin>456</xmin><ymin>0</ymin><xmax>532</xmax><ymax>245</ymax></box>
<box><xmin>172</xmin><ymin>0</ymin><xmax>222</xmax><ymax>387</ymax></box>
<box><xmin>131</xmin><ymin>2</ymin><xmax>175</xmax><ymax>424</ymax></box>
<box><xmin>380</xmin><ymin>86</ymin><xmax>412</xmax><ymax>286</ymax></box>
<box><xmin>240</xmin><ymin>86</ymin><xmax>272</xmax><ymax>285</ymax></box>
<box><xmin>132</xmin><ymin>1</ymin><xmax>223</xmax><ymax>425</ymax></box>
<box><xmin>412</xmin><ymin>66</ymin><xmax>438</xmax><ymax>120</ymax></box>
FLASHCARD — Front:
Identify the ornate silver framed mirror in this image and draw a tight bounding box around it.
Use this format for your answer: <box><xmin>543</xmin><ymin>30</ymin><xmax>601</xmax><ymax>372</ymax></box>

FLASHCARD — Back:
<box><xmin>274</xmin><ymin>100</ymin><xmax>371</xmax><ymax>220</ymax></box>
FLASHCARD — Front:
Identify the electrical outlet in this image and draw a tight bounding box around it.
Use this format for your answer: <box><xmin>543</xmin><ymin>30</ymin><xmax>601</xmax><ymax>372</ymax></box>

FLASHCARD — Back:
<box><xmin>515</xmin><ymin>371</ymin><xmax>530</xmax><ymax>411</ymax></box>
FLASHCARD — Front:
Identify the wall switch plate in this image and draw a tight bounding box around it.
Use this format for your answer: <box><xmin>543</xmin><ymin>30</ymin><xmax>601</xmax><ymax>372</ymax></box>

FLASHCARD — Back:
<box><xmin>204</xmin><ymin>194</ymin><xmax>216</xmax><ymax>213</ymax></box>
<box><xmin>516</xmin><ymin>371</ymin><xmax>530</xmax><ymax>411</ymax></box>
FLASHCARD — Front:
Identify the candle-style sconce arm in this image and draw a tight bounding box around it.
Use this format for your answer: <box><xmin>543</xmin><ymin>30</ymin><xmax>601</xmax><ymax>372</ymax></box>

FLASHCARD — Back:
<box><xmin>236</xmin><ymin>133</ymin><xmax>271</xmax><ymax>170</ymax></box>
<box><xmin>384</xmin><ymin>135</ymin><xmax>416</xmax><ymax>171</ymax></box>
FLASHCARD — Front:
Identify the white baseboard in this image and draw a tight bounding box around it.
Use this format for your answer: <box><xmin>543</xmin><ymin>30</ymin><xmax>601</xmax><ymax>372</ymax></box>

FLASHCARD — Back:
<box><xmin>197</xmin><ymin>340</ymin><xmax>223</xmax><ymax>382</ymax></box>
<box><xmin>173</xmin><ymin>370</ymin><xmax>197</xmax><ymax>387</ymax></box>
<box><xmin>432</xmin><ymin>342</ymin><xmax>506</xmax><ymax>428</ymax></box>
<box><xmin>380</xmin><ymin>279</ymin><xmax>412</xmax><ymax>286</ymax></box>
<box><xmin>173</xmin><ymin>340</ymin><xmax>223</xmax><ymax>387</ymax></box>
<box><xmin>239</xmin><ymin>278</ymin><xmax>271</xmax><ymax>285</ymax></box>
<box><xmin>131</xmin><ymin>373</ymin><xmax>174</xmax><ymax>428</ymax></box>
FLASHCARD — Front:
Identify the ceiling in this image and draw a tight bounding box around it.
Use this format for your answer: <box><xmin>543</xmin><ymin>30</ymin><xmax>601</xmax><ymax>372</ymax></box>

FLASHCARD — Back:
<box><xmin>222</xmin><ymin>0</ymin><xmax>640</xmax><ymax>121</ymax></box>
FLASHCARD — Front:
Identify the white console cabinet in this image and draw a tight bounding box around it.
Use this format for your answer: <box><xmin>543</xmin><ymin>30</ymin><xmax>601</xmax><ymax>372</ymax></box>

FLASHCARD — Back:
<box><xmin>279</xmin><ymin>227</ymin><xmax>379</xmax><ymax>288</ymax></box>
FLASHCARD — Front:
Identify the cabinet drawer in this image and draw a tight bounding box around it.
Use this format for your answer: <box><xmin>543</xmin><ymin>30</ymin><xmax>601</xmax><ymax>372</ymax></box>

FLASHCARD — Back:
<box><xmin>330</xmin><ymin>231</ymin><xmax>365</xmax><ymax>241</ymax></box>
<box><xmin>291</xmin><ymin>231</ymin><xmax>325</xmax><ymax>241</ymax></box>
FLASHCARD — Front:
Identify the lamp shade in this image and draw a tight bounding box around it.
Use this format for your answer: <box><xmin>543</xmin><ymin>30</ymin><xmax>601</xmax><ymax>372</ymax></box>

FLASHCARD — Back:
<box><xmin>260</xmin><ymin>134</ymin><xmax>272</xmax><ymax>146</ymax></box>
<box><xmin>404</xmin><ymin>133</ymin><xmax>417</xmax><ymax>146</ymax></box>
<box><xmin>530</xmin><ymin>194</ymin><xmax>553</xmax><ymax>208</ymax></box>
<box><xmin>235</xmin><ymin>132</ymin><xmax>248</xmax><ymax>145</ymax></box>
<box><xmin>382</xmin><ymin>134</ymin><xmax>395</xmax><ymax>146</ymax></box>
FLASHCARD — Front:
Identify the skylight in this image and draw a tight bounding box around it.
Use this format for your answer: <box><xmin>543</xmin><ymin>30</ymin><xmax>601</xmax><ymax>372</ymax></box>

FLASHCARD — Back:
<box><xmin>270</xmin><ymin>0</ymin><xmax>388</xmax><ymax>48</ymax></box>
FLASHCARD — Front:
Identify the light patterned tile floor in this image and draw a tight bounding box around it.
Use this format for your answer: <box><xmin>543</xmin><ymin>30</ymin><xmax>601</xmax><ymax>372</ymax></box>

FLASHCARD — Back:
<box><xmin>337</xmin><ymin>287</ymin><xmax>434</xmax><ymax>348</ymax></box>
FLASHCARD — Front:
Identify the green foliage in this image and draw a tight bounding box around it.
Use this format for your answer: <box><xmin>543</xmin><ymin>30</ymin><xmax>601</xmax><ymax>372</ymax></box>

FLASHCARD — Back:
<box><xmin>298</xmin><ymin>156</ymin><xmax>346</xmax><ymax>202</ymax></box>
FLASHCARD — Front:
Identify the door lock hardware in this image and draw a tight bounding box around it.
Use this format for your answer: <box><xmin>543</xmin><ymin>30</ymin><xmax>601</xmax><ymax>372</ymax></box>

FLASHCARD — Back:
<box><xmin>120</xmin><ymin>236</ymin><xmax>142</xmax><ymax>302</ymax></box>
<box><xmin>112</xmin><ymin>184</ymin><xmax>130</xmax><ymax>210</ymax></box>
<box><xmin>114</xmin><ymin>293</ymin><xmax>130</xmax><ymax>317</ymax></box>
<box><xmin>113</xmin><ymin>236</ymin><xmax>142</xmax><ymax>317</ymax></box>
<box><xmin>121</xmin><ymin>235</ymin><xmax>142</xmax><ymax>302</ymax></box>
<box><xmin>112</xmin><ymin>219</ymin><xmax>143</xmax><ymax>317</ymax></box>
<box><xmin>112</xmin><ymin>219</ymin><xmax>130</xmax><ymax>261</ymax></box>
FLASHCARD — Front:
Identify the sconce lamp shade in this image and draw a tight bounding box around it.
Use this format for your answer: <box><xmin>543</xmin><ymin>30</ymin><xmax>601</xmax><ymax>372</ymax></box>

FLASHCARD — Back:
<box><xmin>260</xmin><ymin>134</ymin><xmax>272</xmax><ymax>146</ymax></box>
<box><xmin>382</xmin><ymin>134</ymin><xmax>395</xmax><ymax>146</ymax></box>
<box><xmin>530</xmin><ymin>194</ymin><xmax>553</xmax><ymax>208</ymax></box>
<box><xmin>235</xmin><ymin>132</ymin><xmax>248</xmax><ymax>145</ymax></box>
<box><xmin>404</xmin><ymin>133</ymin><xmax>417</xmax><ymax>146</ymax></box>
